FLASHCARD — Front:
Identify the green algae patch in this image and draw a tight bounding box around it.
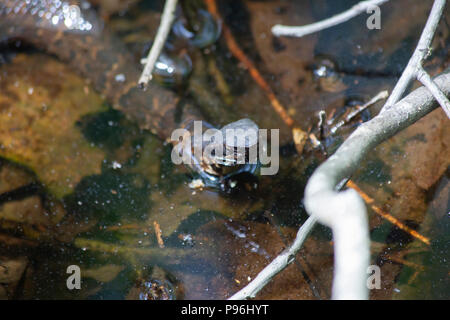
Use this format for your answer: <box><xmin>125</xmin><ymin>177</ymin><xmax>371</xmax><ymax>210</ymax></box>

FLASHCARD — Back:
<box><xmin>0</xmin><ymin>54</ymin><xmax>107</xmax><ymax>198</ymax></box>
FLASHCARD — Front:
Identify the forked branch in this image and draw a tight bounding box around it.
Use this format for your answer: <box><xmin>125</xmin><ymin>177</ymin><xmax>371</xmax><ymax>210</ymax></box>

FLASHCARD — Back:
<box><xmin>231</xmin><ymin>0</ymin><xmax>448</xmax><ymax>299</ymax></box>
<box><xmin>272</xmin><ymin>0</ymin><xmax>389</xmax><ymax>38</ymax></box>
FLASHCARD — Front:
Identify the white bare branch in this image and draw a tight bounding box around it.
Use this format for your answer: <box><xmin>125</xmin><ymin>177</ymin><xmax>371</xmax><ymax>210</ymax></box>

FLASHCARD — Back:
<box><xmin>230</xmin><ymin>0</ymin><xmax>448</xmax><ymax>301</ymax></box>
<box><xmin>272</xmin><ymin>0</ymin><xmax>449</xmax><ymax>117</ymax></box>
<box><xmin>417</xmin><ymin>66</ymin><xmax>450</xmax><ymax>118</ymax></box>
<box><xmin>227</xmin><ymin>69</ymin><xmax>450</xmax><ymax>300</ymax></box>
<box><xmin>138</xmin><ymin>0</ymin><xmax>178</xmax><ymax>88</ymax></box>
<box><xmin>381</xmin><ymin>0</ymin><xmax>448</xmax><ymax>117</ymax></box>
<box><xmin>304</xmin><ymin>69</ymin><xmax>450</xmax><ymax>300</ymax></box>
<box><xmin>330</xmin><ymin>90</ymin><xmax>389</xmax><ymax>134</ymax></box>
<box><xmin>271</xmin><ymin>0</ymin><xmax>389</xmax><ymax>38</ymax></box>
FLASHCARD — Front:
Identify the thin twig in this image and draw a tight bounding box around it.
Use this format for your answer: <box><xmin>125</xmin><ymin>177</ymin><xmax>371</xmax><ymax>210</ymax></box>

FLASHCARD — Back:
<box><xmin>347</xmin><ymin>180</ymin><xmax>431</xmax><ymax>245</ymax></box>
<box><xmin>138</xmin><ymin>0</ymin><xmax>178</xmax><ymax>88</ymax></box>
<box><xmin>272</xmin><ymin>0</ymin><xmax>389</xmax><ymax>38</ymax></box>
<box><xmin>381</xmin><ymin>0</ymin><xmax>447</xmax><ymax>115</ymax></box>
<box><xmin>417</xmin><ymin>66</ymin><xmax>450</xmax><ymax>118</ymax></box>
<box><xmin>330</xmin><ymin>90</ymin><xmax>389</xmax><ymax>134</ymax></box>
<box><xmin>228</xmin><ymin>216</ymin><xmax>317</xmax><ymax>300</ymax></box>
<box><xmin>272</xmin><ymin>0</ymin><xmax>449</xmax><ymax>118</ymax></box>
<box><xmin>344</xmin><ymin>91</ymin><xmax>389</xmax><ymax>123</ymax></box>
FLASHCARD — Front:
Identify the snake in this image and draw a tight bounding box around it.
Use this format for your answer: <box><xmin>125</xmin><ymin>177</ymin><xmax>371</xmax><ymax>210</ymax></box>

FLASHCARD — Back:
<box><xmin>0</xmin><ymin>0</ymin><xmax>259</xmax><ymax>182</ymax></box>
<box><xmin>0</xmin><ymin>0</ymin><xmax>201</xmax><ymax>140</ymax></box>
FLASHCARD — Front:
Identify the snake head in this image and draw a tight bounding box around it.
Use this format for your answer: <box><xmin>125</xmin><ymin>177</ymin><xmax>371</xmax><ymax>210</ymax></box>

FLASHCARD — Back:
<box><xmin>173</xmin><ymin>118</ymin><xmax>260</xmax><ymax>185</ymax></box>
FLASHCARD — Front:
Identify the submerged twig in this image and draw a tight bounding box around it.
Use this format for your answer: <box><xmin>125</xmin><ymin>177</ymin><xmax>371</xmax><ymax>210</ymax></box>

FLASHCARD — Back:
<box><xmin>272</xmin><ymin>0</ymin><xmax>389</xmax><ymax>38</ymax></box>
<box><xmin>347</xmin><ymin>180</ymin><xmax>431</xmax><ymax>246</ymax></box>
<box><xmin>330</xmin><ymin>90</ymin><xmax>388</xmax><ymax>134</ymax></box>
<box><xmin>417</xmin><ymin>66</ymin><xmax>450</xmax><ymax>118</ymax></box>
<box><xmin>154</xmin><ymin>220</ymin><xmax>165</xmax><ymax>248</ymax></box>
<box><xmin>138</xmin><ymin>0</ymin><xmax>178</xmax><ymax>88</ymax></box>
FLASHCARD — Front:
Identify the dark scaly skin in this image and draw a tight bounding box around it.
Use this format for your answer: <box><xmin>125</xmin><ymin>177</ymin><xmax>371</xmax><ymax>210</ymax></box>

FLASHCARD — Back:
<box><xmin>0</xmin><ymin>0</ymin><xmax>201</xmax><ymax>140</ymax></box>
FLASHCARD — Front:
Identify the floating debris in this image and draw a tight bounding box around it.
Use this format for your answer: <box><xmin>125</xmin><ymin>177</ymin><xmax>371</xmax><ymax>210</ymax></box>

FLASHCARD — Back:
<box><xmin>114</xmin><ymin>73</ymin><xmax>125</xmax><ymax>82</ymax></box>
<box><xmin>188</xmin><ymin>178</ymin><xmax>205</xmax><ymax>189</ymax></box>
